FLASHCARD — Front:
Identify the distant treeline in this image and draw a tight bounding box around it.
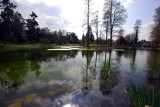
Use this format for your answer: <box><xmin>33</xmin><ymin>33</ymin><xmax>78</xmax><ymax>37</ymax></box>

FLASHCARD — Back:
<box><xmin>0</xmin><ymin>0</ymin><xmax>79</xmax><ymax>46</ymax></box>
<box><xmin>0</xmin><ymin>0</ymin><xmax>160</xmax><ymax>47</ymax></box>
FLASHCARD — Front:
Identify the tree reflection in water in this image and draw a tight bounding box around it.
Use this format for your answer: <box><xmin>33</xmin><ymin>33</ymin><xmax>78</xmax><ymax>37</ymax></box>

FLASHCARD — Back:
<box><xmin>81</xmin><ymin>50</ymin><xmax>94</xmax><ymax>92</ymax></box>
<box><xmin>2</xmin><ymin>49</ymin><xmax>158</xmax><ymax>106</ymax></box>
<box><xmin>99</xmin><ymin>50</ymin><xmax>120</xmax><ymax>96</ymax></box>
<box><xmin>130</xmin><ymin>49</ymin><xmax>137</xmax><ymax>72</ymax></box>
<box><xmin>0</xmin><ymin>49</ymin><xmax>79</xmax><ymax>95</ymax></box>
<box><xmin>0</xmin><ymin>50</ymin><xmax>29</xmax><ymax>95</ymax></box>
<box><xmin>146</xmin><ymin>50</ymin><xmax>160</xmax><ymax>87</ymax></box>
<box><xmin>80</xmin><ymin>50</ymin><xmax>120</xmax><ymax>96</ymax></box>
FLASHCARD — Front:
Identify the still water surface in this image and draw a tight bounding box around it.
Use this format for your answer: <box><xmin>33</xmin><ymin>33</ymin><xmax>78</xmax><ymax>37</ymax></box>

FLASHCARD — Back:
<box><xmin>0</xmin><ymin>48</ymin><xmax>160</xmax><ymax>107</ymax></box>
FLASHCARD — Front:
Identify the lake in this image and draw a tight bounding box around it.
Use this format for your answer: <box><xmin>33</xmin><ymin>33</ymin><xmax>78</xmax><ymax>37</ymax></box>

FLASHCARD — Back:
<box><xmin>0</xmin><ymin>48</ymin><xmax>160</xmax><ymax>107</ymax></box>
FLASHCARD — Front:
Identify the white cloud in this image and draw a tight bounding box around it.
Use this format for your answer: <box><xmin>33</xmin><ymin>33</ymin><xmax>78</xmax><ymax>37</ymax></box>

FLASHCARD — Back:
<box><xmin>13</xmin><ymin>0</ymin><xmax>87</xmax><ymax>38</ymax></box>
<box><xmin>125</xmin><ymin>21</ymin><xmax>154</xmax><ymax>41</ymax></box>
<box><xmin>123</xmin><ymin>0</ymin><xmax>133</xmax><ymax>8</ymax></box>
<box><xmin>119</xmin><ymin>0</ymin><xmax>133</xmax><ymax>7</ymax></box>
<box><xmin>12</xmin><ymin>0</ymin><xmax>136</xmax><ymax>39</ymax></box>
<box><xmin>118</xmin><ymin>0</ymin><xmax>134</xmax><ymax>8</ymax></box>
<box><xmin>13</xmin><ymin>0</ymin><xmax>72</xmax><ymax>30</ymax></box>
<box><xmin>139</xmin><ymin>21</ymin><xmax>154</xmax><ymax>41</ymax></box>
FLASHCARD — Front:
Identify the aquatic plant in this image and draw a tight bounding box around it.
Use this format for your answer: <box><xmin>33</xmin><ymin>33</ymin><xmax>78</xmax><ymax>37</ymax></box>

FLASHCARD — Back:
<box><xmin>128</xmin><ymin>82</ymin><xmax>160</xmax><ymax>107</ymax></box>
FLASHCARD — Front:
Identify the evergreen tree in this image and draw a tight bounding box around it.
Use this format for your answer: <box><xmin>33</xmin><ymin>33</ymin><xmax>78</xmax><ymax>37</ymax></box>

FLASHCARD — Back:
<box><xmin>0</xmin><ymin>0</ymin><xmax>17</xmax><ymax>46</ymax></box>
<box><xmin>12</xmin><ymin>12</ymin><xmax>26</xmax><ymax>43</ymax></box>
<box><xmin>82</xmin><ymin>34</ymin><xmax>85</xmax><ymax>44</ymax></box>
<box><xmin>86</xmin><ymin>25</ymin><xmax>94</xmax><ymax>43</ymax></box>
<box><xmin>134</xmin><ymin>19</ymin><xmax>142</xmax><ymax>46</ymax></box>
<box><xmin>26</xmin><ymin>12</ymin><xmax>39</xmax><ymax>43</ymax></box>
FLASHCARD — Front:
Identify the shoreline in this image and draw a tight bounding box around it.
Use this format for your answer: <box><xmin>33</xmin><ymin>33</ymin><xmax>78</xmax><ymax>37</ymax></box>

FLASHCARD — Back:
<box><xmin>1</xmin><ymin>45</ymin><xmax>160</xmax><ymax>50</ymax></box>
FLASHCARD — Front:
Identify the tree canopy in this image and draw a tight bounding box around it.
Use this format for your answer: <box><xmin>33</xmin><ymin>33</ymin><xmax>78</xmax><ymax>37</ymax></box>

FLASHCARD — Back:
<box><xmin>103</xmin><ymin>0</ymin><xmax>127</xmax><ymax>46</ymax></box>
<box><xmin>0</xmin><ymin>0</ymin><xmax>79</xmax><ymax>46</ymax></box>
<box><xmin>150</xmin><ymin>6</ymin><xmax>160</xmax><ymax>46</ymax></box>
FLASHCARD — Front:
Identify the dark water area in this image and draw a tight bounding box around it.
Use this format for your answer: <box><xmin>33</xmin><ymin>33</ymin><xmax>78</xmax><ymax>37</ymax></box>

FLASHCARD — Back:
<box><xmin>0</xmin><ymin>48</ymin><xmax>160</xmax><ymax>107</ymax></box>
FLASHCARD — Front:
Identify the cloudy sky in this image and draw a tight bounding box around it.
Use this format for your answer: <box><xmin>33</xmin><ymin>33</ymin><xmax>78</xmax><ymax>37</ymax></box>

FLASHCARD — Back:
<box><xmin>12</xmin><ymin>0</ymin><xmax>160</xmax><ymax>40</ymax></box>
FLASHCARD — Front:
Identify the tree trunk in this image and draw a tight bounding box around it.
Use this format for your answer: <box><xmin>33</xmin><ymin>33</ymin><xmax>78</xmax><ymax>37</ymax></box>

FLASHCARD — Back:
<box><xmin>135</xmin><ymin>27</ymin><xmax>138</xmax><ymax>46</ymax></box>
<box><xmin>97</xmin><ymin>33</ymin><xmax>98</xmax><ymax>45</ymax></box>
<box><xmin>106</xmin><ymin>31</ymin><xmax>107</xmax><ymax>44</ymax></box>
<box><xmin>106</xmin><ymin>22</ymin><xmax>108</xmax><ymax>44</ymax></box>
<box><xmin>96</xmin><ymin>11</ymin><xmax>98</xmax><ymax>45</ymax></box>
<box><xmin>97</xmin><ymin>30</ymin><xmax>98</xmax><ymax>45</ymax></box>
<box><xmin>109</xmin><ymin>1</ymin><xmax>113</xmax><ymax>47</ymax></box>
<box><xmin>87</xmin><ymin>1</ymin><xmax>90</xmax><ymax>47</ymax></box>
<box><xmin>110</xmin><ymin>26</ymin><xmax>113</xmax><ymax>47</ymax></box>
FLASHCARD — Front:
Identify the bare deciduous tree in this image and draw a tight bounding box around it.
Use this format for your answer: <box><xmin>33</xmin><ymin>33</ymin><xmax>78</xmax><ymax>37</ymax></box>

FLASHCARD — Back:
<box><xmin>103</xmin><ymin>0</ymin><xmax>127</xmax><ymax>47</ymax></box>
<box><xmin>103</xmin><ymin>9</ymin><xmax>110</xmax><ymax>44</ymax></box>
<box><xmin>91</xmin><ymin>11</ymin><xmax>99</xmax><ymax>45</ymax></box>
<box><xmin>118</xmin><ymin>29</ymin><xmax>124</xmax><ymax>37</ymax></box>
<box><xmin>83</xmin><ymin>0</ymin><xmax>94</xmax><ymax>47</ymax></box>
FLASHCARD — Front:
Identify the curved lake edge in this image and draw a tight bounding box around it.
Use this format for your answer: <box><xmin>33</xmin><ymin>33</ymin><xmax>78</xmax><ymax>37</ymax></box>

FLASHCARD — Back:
<box><xmin>1</xmin><ymin>45</ymin><xmax>160</xmax><ymax>50</ymax></box>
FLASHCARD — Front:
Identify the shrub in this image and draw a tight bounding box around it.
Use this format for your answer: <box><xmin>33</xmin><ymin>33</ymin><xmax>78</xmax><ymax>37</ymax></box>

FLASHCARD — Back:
<box><xmin>142</xmin><ymin>43</ymin><xmax>147</xmax><ymax>47</ymax></box>
<box><xmin>40</xmin><ymin>38</ymin><xmax>51</xmax><ymax>44</ymax></box>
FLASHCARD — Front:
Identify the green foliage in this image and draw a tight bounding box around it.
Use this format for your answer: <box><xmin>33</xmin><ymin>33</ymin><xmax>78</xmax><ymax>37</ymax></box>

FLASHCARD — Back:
<box><xmin>134</xmin><ymin>19</ymin><xmax>142</xmax><ymax>45</ymax></box>
<box><xmin>0</xmin><ymin>0</ymin><xmax>17</xmax><ymax>43</ymax></box>
<box><xmin>12</xmin><ymin>12</ymin><xmax>26</xmax><ymax>43</ymax></box>
<box><xmin>40</xmin><ymin>38</ymin><xmax>51</xmax><ymax>44</ymax></box>
<box><xmin>128</xmin><ymin>82</ymin><xmax>160</xmax><ymax>107</ymax></box>
<box><xmin>0</xmin><ymin>48</ymin><xmax>79</xmax><ymax>95</ymax></box>
<box><xmin>82</xmin><ymin>34</ymin><xmax>85</xmax><ymax>44</ymax></box>
<box><xmin>86</xmin><ymin>25</ymin><xmax>94</xmax><ymax>43</ymax></box>
<box><xmin>66</xmin><ymin>32</ymin><xmax>79</xmax><ymax>44</ymax></box>
<box><xmin>116</xmin><ymin>36</ymin><xmax>126</xmax><ymax>45</ymax></box>
<box><xmin>0</xmin><ymin>0</ymin><xmax>80</xmax><ymax>46</ymax></box>
<box><xmin>26</xmin><ymin>12</ymin><xmax>39</xmax><ymax>43</ymax></box>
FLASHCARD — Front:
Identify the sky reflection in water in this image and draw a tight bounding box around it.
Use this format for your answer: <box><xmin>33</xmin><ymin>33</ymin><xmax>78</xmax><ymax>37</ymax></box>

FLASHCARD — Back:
<box><xmin>0</xmin><ymin>48</ymin><xmax>160</xmax><ymax>107</ymax></box>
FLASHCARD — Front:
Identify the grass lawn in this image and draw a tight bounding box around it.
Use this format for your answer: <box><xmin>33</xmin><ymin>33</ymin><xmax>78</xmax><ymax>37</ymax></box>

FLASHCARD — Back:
<box><xmin>0</xmin><ymin>43</ymin><xmax>80</xmax><ymax>48</ymax></box>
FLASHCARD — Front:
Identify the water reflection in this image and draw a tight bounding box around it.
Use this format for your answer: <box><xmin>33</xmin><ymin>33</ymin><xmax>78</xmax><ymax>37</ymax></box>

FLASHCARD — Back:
<box><xmin>0</xmin><ymin>50</ymin><xmax>29</xmax><ymax>95</ymax></box>
<box><xmin>146</xmin><ymin>50</ymin><xmax>160</xmax><ymax>87</ymax></box>
<box><xmin>81</xmin><ymin>50</ymin><xmax>94</xmax><ymax>91</ymax></box>
<box><xmin>130</xmin><ymin>50</ymin><xmax>137</xmax><ymax>72</ymax></box>
<box><xmin>99</xmin><ymin>50</ymin><xmax>119</xmax><ymax>96</ymax></box>
<box><xmin>115</xmin><ymin>50</ymin><xmax>125</xmax><ymax>64</ymax></box>
<box><xmin>0</xmin><ymin>48</ymin><xmax>160</xmax><ymax>106</ymax></box>
<box><xmin>116</xmin><ymin>49</ymin><xmax>137</xmax><ymax>72</ymax></box>
<box><xmin>0</xmin><ymin>49</ymin><xmax>79</xmax><ymax>96</ymax></box>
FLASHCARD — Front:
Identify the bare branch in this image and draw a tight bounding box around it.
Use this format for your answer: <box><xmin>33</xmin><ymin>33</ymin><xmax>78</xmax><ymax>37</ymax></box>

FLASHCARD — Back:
<box><xmin>103</xmin><ymin>0</ymin><xmax>127</xmax><ymax>46</ymax></box>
